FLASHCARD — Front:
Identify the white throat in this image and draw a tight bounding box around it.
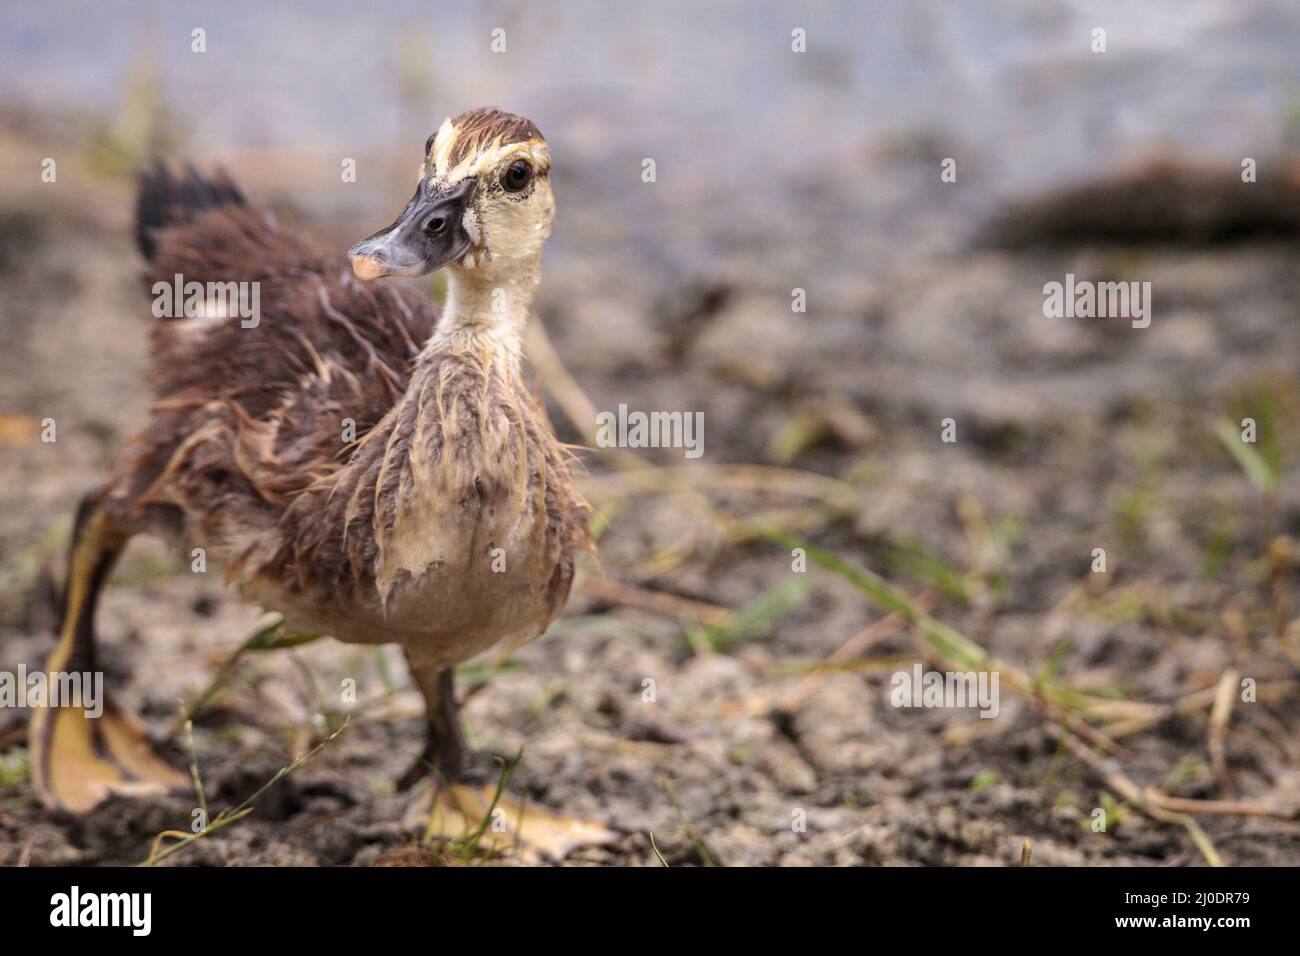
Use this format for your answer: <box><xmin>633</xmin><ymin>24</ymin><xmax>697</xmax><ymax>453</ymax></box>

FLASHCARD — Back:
<box><xmin>432</xmin><ymin>255</ymin><xmax>541</xmax><ymax>363</ymax></box>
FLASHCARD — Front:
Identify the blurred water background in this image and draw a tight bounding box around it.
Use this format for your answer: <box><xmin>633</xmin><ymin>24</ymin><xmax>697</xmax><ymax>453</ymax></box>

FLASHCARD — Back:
<box><xmin>4</xmin><ymin>0</ymin><xmax>1300</xmax><ymax>277</ymax></box>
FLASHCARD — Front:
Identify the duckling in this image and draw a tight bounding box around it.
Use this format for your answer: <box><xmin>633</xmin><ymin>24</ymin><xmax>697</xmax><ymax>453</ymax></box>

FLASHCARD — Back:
<box><xmin>30</xmin><ymin>107</ymin><xmax>592</xmax><ymax>814</ymax></box>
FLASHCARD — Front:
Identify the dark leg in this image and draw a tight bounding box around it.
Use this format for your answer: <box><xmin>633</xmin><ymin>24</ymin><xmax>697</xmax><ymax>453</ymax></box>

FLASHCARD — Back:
<box><xmin>398</xmin><ymin>659</ymin><xmax>467</xmax><ymax>790</ymax></box>
<box><xmin>395</xmin><ymin>655</ymin><xmax>620</xmax><ymax>857</ymax></box>
<box><xmin>29</xmin><ymin>489</ymin><xmax>186</xmax><ymax>813</ymax></box>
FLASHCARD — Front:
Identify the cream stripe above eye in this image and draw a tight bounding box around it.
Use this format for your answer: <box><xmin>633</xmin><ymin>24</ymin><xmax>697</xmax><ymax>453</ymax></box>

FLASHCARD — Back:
<box><xmin>429</xmin><ymin>139</ymin><xmax>550</xmax><ymax>189</ymax></box>
<box><xmin>429</xmin><ymin>117</ymin><xmax>458</xmax><ymax>178</ymax></box>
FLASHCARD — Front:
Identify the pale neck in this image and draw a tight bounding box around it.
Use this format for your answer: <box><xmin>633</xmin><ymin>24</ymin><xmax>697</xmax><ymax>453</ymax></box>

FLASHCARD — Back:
<box><xmin>431</xmin><ymin>255</ymin><xmax>541</xmax><ymax>363</ymax></box>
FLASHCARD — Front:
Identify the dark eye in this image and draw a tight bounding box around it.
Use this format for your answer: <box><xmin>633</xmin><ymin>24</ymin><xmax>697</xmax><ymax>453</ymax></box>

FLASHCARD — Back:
<box><xmin>501</xmin><ymin>159</ymin><xmax>532</xmax><ymax>192</ymax></box>
<box><xmin>424</xmin><ymin>133</ymin><xmax>437</xmax><ymax>154</ymax></box>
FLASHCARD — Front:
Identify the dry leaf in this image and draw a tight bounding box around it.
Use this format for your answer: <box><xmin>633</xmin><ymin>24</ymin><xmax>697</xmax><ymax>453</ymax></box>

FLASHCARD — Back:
<box><xmin>405</xmin><ymin>782</ymin><xmax>622</xmax><ymax>863</ymax></box>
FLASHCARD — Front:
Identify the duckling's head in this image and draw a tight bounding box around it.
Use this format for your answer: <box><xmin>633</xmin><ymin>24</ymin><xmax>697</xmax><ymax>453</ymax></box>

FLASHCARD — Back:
<box><xmin>349</xmin><ymin>107</ymin><xmax>553</xmax><ymax>282</ymax></box>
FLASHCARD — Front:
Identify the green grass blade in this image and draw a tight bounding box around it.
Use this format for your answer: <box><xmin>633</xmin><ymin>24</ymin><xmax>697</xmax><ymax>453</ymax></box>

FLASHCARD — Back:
<box><xmin>764</xmin><ymin>530</ymin><xmax>988</xmax><ymax>669</ymax></box>
<box><xmin>1214</xmin><ymin>420</ymin><xmax>1277</xmax><ymax>493</ymax></box>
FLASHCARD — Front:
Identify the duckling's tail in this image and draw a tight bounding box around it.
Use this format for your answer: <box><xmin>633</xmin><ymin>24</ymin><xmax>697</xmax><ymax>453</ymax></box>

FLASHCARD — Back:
<box><xmin>135</xmin><ymin>160</ymin><xmax>246</xmax><ymax>261</ymax></box>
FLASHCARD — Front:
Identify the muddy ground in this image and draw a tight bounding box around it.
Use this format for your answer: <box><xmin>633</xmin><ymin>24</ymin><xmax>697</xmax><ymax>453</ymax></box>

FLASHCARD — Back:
<box><xmin>1</xmin><ymin>103</ymin><xmax>1298</xmax><ymax>867</ymax></box>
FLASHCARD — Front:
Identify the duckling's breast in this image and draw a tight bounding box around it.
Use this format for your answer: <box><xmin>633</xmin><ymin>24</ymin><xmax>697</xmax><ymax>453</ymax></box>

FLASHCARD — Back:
<box><xmin>244</xmin><ymin>512</ymin><xmax>567</xmax><ymax>671</ymax></box>
<box><xmin>239</xmin><ymin>344</ymin><xmax>586</xmax><ymax>669</ymax></box>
